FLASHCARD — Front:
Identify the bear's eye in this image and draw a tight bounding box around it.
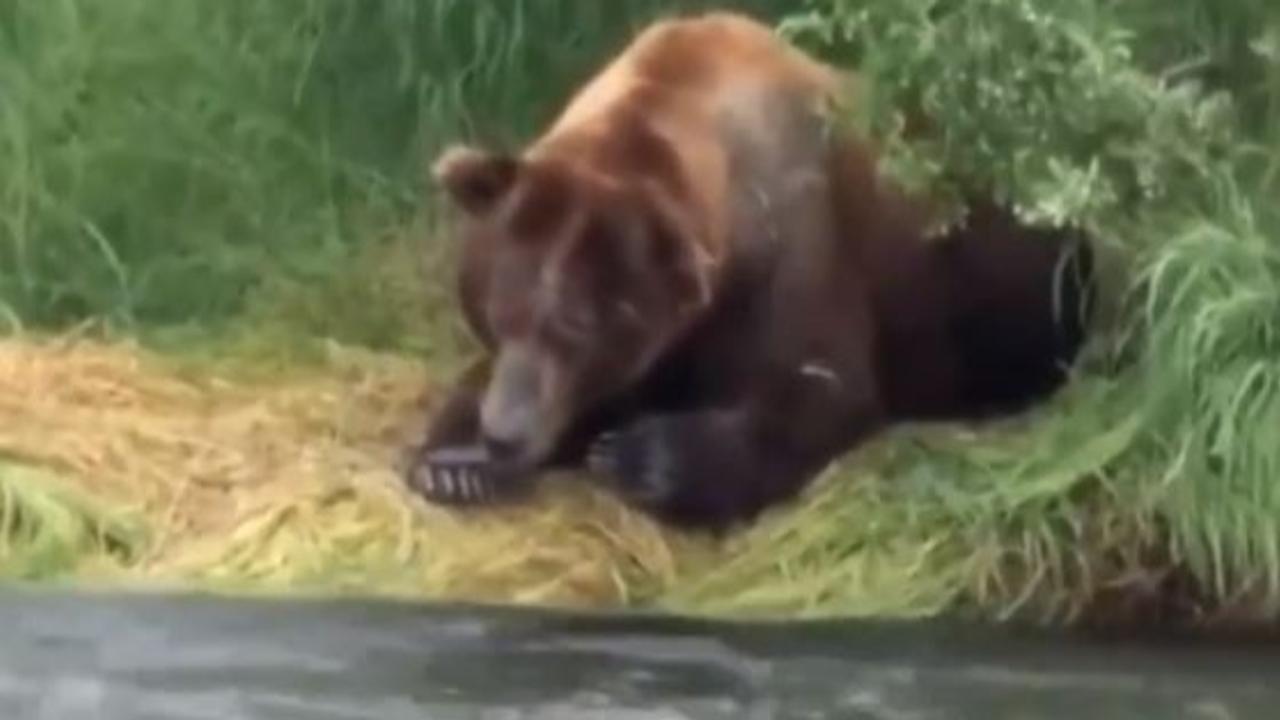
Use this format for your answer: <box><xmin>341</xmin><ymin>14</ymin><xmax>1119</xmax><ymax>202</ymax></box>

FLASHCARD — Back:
<box><xmin>615</xmin><ymin>300</ymin><xmax>644</xmax><ymax>326</ymax></box>
<box><xmin>553</xmin><ymin>307</ymin><xmax>597</xmax><ymax>342</ymax></box>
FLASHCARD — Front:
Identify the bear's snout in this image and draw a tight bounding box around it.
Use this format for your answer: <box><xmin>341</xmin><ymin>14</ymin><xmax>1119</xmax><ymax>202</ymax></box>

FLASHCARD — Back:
<box><xmin>480</xmin><ymin>344</ymin><xmax>566</xmax><ymax>468</ymax></box>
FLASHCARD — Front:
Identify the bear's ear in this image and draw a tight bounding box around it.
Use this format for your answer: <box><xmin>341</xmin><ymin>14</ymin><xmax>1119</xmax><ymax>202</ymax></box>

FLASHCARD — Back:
<box><xmin>432</xmin><ymin>144</ymin><xmax>519</xmax><ymax>217</ymax></box>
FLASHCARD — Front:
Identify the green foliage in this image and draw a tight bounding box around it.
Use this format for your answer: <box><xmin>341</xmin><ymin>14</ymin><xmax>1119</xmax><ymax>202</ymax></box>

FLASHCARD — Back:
<box><xmin>0</xmin><ymin>0</ymin><xmax>787</xmax><ymax>340</ymax></box>
<box><xmin>780</xmin><ymin>0</ymin><xmax>1246</xmax><ymax>228</ymax></box>
<box><xmin>0</xmin><ymin>459</ymin><xmax>144</xmax><ymax>580</ymax></box>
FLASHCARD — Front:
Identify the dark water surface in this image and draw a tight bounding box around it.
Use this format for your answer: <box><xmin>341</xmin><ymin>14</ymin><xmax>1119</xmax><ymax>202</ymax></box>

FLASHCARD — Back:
<box><xmin>0</xmin><ymin>589</ymin><xmax>1276</xmax><ymax>719</ymax></box>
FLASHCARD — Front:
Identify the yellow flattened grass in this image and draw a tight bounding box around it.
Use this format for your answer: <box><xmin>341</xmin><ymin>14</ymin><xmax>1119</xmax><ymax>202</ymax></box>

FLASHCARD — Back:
<box><xmin>0</xmin><ymin>336</ymin><xmax>720</xmax><ymax>607</ymax></box>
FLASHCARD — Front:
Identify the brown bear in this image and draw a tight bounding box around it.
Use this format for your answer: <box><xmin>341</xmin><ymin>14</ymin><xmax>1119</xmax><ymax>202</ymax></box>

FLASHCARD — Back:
<box><xmin>406</xmin><ymin>11</ymin><xmax>1094</xmax><ymax>529</ymax></box>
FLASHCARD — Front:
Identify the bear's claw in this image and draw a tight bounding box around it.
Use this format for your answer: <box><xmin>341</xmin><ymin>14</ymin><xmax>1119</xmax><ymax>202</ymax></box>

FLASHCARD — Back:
<box><xmin>409</xmin><ymin>445</ymin><xmax>495</xmax><ymax>505</ymax></box>
<box><xmin>585</xmin><ymin>431</ymin><xmax>621</xmax><ymax>475</ymax></box>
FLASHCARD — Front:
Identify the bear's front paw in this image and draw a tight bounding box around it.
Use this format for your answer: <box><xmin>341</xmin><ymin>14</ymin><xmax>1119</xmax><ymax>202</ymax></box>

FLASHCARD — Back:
<box><xmin>407</xmin><ymin>444</ymin><xmax>530</xmax><ymax>506</ymax></box>
<box><xmin>586</xmin><ymin>411</ymin><xmax>810</xmax><ymax>528</ymax></box>
<box><xmin>586</xmin><ymin>411</ymin><xmax>756</xmax><ymax>515</ymax></box>
<box><xmin>586</xmin><ymin>418</ymin><xmax>683</xmax><ymax>506</ymax></box>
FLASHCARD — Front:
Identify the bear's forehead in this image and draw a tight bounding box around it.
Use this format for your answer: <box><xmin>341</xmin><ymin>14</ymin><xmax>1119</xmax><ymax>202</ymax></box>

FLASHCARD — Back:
<box><xmin>503</xmin><ymin>165</ymin><xmax>577</xmax><ymax>240</ymax></box>
<box><xmin>488</xmin><ymin>174</ymin><xmax>635</xmax><ymax>273</ymax></box>
<box><xmin>488</xmin><ymin>209</ymin><xmax>623</xmax><ymax>299</ymax></box>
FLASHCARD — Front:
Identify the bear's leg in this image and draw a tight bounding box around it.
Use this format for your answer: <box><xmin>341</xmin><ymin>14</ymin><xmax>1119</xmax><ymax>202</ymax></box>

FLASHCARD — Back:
<box><xmin>587</xmin><ymin>356</ymin><xmax>885</xmax><ymax>530</ymax></box>
<box><xmin>420</xmin><ymin>356</ymin><xmax>490</xmax><ymax>447</ymax></box>
<box><xmin>588</xmin><ymin>200</ymin><xmax>888</xmax><ymax>528</ymax></box>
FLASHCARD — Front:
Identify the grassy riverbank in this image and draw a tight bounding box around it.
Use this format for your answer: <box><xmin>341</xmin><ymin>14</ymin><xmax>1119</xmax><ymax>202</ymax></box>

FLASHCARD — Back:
<box><xmin>2</xmin><ymin>0</ymin><xmax>1277</xmax><ymax>626</ymax></box>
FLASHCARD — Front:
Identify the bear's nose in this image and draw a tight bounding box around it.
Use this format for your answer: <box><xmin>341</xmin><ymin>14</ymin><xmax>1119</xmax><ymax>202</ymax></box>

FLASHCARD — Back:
<box><xmin>480</xmin><ymin>345</ymin><xmax>545</xmax><ymax>465</ymax></box>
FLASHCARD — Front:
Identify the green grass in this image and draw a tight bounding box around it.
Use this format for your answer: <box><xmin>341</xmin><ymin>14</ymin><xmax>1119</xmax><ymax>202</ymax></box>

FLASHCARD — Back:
<box><xmin>0</xmin><ymin>0</ymin><xmax>787</xmax><ymax>342</ymax></box>
<box><xmin>3</xmin><ymin>0</ymin><xmax>1280</xmax><ymax>625</ymax></box>
<box><xmin>0</xmin><ymin>458</ymin><xmax>144</xmax><ymax>581</ymax></box>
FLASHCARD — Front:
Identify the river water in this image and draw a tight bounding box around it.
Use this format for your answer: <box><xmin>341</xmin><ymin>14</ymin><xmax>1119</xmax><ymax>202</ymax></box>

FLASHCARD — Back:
<box><xmin>0</xmin><ymin>589</ymin><xmax>1275</xmax><ymax>719</ymax></box>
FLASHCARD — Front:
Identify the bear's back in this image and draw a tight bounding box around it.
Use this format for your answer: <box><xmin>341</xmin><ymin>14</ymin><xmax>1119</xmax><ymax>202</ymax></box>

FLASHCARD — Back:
<box><xmin>547</xmin><ymin>12</ymin><xmax>842</xmax><ymax>132</ymax></box>
<box><xmin>529</xmin><ymin>13</ymin><xmax>852</xmax><ymax>269</ymax></box>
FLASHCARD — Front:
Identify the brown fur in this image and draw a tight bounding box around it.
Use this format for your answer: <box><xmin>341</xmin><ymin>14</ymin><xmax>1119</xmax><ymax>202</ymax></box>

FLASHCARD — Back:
<box><xmin>408</xmin><ymin>12</ymin><xmax>1094</xmax><ymax>529</ymax></box>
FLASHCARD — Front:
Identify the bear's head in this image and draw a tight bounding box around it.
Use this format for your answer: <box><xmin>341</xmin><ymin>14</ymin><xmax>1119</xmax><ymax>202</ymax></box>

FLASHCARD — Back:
<box><xmin>432</xmin><ymin>144</ymin><xmax>714</xmax><ymax>474</ymax></box>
